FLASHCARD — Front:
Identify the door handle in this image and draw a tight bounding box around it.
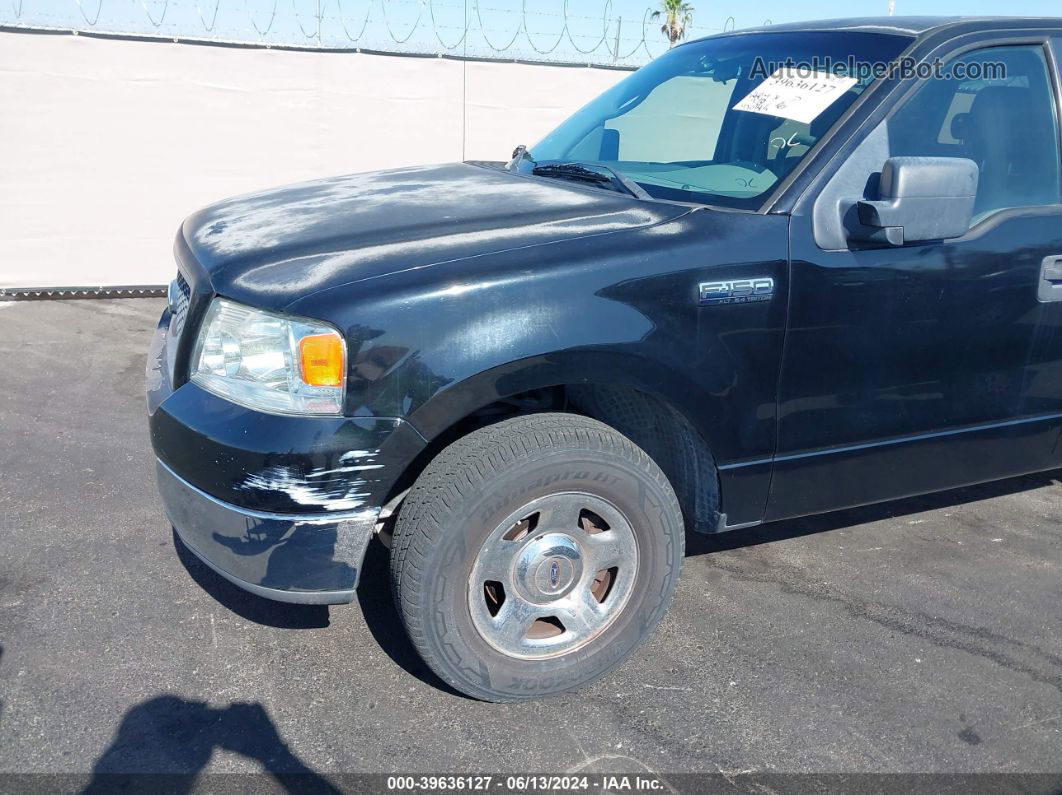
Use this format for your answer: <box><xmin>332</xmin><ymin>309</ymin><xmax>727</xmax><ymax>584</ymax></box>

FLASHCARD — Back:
<box><xmin>1038</xmin><ymin>256</ymin><xmax>1062</xmax><ymax>302</ymax></box>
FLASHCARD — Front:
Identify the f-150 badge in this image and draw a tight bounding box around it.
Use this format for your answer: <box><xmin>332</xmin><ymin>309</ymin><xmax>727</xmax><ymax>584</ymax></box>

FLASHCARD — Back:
<box><xmin>699</xmin><ymin>278</ymin><xmax>774</xmax><ymax>305</ymax></box>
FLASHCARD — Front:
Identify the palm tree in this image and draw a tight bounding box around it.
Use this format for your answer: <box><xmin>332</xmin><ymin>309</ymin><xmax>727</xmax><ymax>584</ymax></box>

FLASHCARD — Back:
<box><xmin>651</xmin><ymin>0</ymin><xmax>695</xmax><ymax>48</ymax></box>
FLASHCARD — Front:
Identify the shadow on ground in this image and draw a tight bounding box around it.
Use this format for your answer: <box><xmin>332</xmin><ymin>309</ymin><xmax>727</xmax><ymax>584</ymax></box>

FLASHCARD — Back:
<box><xmin>83</xmin><ymin>695</ymin><xmax>341</xmax><ymax>793</ymax></box>
<box><xmin>356</xmin><ymin>541</ymin><xmax>463</xmax><ymax>698</ymax></box>
<box><xmin>173</xmin><ymin>529</ymin><xmax>330</xmax><ymax>630</ymax></box>
<box><xmin>172</xmin><ymin>526</ymin><xmax>460</xmax><ymax>695</ymax></box>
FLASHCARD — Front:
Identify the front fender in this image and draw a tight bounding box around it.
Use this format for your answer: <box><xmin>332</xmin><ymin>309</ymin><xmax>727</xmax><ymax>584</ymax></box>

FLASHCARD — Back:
<box><xmin>406</xmin><ymin>348</ymin><xmax>723</xmax><ymax>450</ymax></box>
<box><xmin>290</xmin><ymin>210</ymin><xmax>788</xmax><ymax>525</ymax></box>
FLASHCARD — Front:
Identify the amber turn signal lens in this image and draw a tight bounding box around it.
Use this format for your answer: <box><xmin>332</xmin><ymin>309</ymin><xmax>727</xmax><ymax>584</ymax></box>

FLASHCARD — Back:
<box><xmin>299</xmin><ymin>334</ymin><xmax>344</xmax><ymax>387</ymax></box>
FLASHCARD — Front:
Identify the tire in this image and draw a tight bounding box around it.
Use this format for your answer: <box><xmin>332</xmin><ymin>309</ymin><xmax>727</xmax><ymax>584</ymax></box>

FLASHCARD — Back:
<box><xmin>389</xmin><ymin>413</ymin><xmax>685</xmax><ymax>702</ymax></box>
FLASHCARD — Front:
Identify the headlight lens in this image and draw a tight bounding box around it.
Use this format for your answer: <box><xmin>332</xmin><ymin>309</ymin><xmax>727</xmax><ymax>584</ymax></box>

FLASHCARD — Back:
<box><xmin>191</xmin><ymin>298</ymin><xmax>345</xmax><ymax>415</ymax></box>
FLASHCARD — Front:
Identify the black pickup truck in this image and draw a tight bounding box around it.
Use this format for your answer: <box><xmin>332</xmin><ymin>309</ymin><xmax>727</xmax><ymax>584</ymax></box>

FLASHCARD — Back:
<box><xmin>148</xmin><ymin>16</ymin><xmax>1062</xmax><ymax>701</ymax></box>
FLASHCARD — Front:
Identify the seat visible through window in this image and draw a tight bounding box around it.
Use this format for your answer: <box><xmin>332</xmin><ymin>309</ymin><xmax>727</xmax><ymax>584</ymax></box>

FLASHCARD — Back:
<box><xmin>888</xmin><ymin>46</ymin><xmax>1061</xmax><ymax>225</ymax></box>
<box><xmin>960</xmin><ymin>85</ymin><xmax>1059</xmax><ymax>216</ymax></box>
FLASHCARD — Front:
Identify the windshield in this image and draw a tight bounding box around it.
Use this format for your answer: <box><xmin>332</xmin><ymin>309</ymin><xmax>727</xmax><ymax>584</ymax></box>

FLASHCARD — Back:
<box><xmin>520</xmin><ymin>31</ymin><xmax>913</xmax><ymax>209</ymax></box>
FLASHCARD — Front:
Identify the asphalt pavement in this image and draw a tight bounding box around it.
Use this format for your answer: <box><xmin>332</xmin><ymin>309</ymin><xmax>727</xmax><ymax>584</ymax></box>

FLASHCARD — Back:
<box><xmin>0</xmin><ymin>299</ymin><xmax>1059</xmax><ymax>786</ymax></box>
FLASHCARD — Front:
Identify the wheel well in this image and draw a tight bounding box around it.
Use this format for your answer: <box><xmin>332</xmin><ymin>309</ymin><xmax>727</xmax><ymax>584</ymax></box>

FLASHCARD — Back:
<box><xmin>388</xmin><ymin>384</ymin><xmax>721</xmax><ymax>535</ymax></box>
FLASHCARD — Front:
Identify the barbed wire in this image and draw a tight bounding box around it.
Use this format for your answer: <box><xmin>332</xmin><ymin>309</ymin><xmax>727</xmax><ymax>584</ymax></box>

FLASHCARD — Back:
<box><xmin>1</xmin><ymin>0</ymin><xmax>775</xmax><ymax>67</ymax></box>
<box><xmin>196</xmin><ymin>0</ymin><xmax>220</xmax><ymax>31</ymax></box>
<box><xmin>138</xmin><ymin>0</ymin><xmax>169</xmax><ymax>26</ymax></box>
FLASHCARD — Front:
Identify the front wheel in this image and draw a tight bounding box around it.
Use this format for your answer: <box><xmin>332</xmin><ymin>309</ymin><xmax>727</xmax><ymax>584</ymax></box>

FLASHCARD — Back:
<box><xmin>389</xmin><ymin>413</ymin><xmax>685</xmax><ymax>702</ymax></box>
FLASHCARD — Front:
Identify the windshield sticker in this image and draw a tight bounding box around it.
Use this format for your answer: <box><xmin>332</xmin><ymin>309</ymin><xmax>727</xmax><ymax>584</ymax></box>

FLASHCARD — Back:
<box><xmin>733</xmin><ymin>68</ymin><xmax>858</xmax><ymax>124</ymax></box>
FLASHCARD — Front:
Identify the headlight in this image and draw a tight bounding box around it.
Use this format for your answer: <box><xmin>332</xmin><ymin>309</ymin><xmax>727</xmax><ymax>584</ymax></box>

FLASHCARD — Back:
<box><xmin>190</xmin><ymin>298</ymin><xmax>346</xmax><ymax>416</ymax></box>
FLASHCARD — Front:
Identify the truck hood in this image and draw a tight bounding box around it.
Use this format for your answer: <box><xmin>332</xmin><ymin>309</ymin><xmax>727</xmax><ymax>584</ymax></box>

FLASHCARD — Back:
<box><xmin>180</xmin><ymin>162</ymin><xmax>689</xmax><ymax>309</ymax></box>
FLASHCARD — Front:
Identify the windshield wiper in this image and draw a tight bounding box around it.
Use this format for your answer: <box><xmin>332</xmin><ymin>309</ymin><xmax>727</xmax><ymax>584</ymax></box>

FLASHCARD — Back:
<box><xmin>530</xmin><ymin>161</ymin><xmax>650</xmax><ymax>200</ymax></box>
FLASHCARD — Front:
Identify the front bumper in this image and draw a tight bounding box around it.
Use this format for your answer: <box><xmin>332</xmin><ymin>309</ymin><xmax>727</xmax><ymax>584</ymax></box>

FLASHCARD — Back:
<box><xmin>158</xmin><ymin>458</ymin><xmax>377</xmax><ymax>604</ymax></box>
<box><xmin>148</xmin><ymin>303</ymin><xmax>426</xmax><ymax>604</ymax></box>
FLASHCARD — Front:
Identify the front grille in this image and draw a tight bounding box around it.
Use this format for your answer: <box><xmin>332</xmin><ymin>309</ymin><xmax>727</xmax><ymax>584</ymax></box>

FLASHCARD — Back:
<box><xmin>171</xmin><ymin>271</ymin><xmax>191</xmax><ymax>339</ymax></box>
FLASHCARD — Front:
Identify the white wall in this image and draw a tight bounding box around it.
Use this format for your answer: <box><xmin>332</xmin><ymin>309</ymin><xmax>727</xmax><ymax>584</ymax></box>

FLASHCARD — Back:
<box><xmin>0</xmin><ymin>32</ymin><xmax>626</xmax><ymax>287</ymax></box>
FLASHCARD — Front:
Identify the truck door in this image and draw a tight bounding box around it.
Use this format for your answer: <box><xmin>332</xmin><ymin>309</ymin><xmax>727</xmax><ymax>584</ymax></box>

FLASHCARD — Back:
<box><xmin>769</xmin><ymin>40</ymin><xmax>1062</xmax><ymax>520</ymax></box>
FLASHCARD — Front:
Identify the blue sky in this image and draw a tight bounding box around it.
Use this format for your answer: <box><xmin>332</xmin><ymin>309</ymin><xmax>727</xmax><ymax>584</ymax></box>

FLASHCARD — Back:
<box><xmin>3</xmin><ymin>0</ymin><xmax>1058</xmax><ymax>66</ymax></box>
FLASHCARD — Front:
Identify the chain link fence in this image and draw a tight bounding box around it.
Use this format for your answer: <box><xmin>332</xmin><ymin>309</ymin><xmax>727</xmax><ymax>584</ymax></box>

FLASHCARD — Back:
<box><xmin>1</xmin><ymin>0</ymin><xmax>773</xmax><ymax>67</ymax></box>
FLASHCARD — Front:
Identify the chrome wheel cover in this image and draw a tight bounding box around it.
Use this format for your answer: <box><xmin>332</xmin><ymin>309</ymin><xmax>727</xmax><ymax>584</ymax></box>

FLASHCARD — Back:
<box><xmin>467</xmin><ymin>492</ymin><xmax>639</xmax><ymax>660</ymax></box>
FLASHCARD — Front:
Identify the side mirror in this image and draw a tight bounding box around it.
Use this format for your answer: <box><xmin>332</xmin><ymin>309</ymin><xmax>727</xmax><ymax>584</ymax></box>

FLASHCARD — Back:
<box><xmin>850</xmin><ymin>157</ymin><xmax>979</xmax><ymax>246</ymax></box>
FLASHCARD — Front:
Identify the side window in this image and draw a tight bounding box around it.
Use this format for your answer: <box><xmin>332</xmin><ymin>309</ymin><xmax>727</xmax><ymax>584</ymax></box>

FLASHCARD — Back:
<box><xmin>888</xmin><ymin>45</ymin><xmax>1061</xmax><ymax>224</ymax></box>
